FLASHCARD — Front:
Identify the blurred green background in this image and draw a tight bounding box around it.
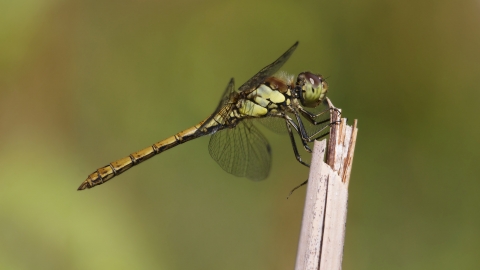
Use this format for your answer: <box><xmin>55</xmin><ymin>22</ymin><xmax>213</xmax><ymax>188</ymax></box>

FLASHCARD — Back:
<box><xmin>1</xmin><ymin>0</ymin><xmax>479</xmax><ymax>269</ymax></box>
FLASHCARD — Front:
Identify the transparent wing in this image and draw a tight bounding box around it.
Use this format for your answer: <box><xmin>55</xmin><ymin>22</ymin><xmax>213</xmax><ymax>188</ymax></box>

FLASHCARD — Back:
<box><xmin>238</xmin><ymin>42</ymin><xmax>298</xmax><ymax>93</ymax></box>
<box><xmin>196</xmin><ymin>78</ymin><xmax>236</xmax><ymax>134</ymax></box>
<box><xmin>255</xmin><ymin>116</ymin><xmax>289</xmax><ymax>134</ymax></box>
<box><xmin>208</xmin><ymin>121</ymin><xmax>271</xmax><ymax>181</ymax></box>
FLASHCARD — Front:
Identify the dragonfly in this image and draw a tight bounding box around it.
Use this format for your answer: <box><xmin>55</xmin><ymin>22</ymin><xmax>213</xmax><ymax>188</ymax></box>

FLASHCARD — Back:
<box><xmin>78</xmin><ymin>41</ymin><xmax>335</xmax><ymax>191</ymax></box>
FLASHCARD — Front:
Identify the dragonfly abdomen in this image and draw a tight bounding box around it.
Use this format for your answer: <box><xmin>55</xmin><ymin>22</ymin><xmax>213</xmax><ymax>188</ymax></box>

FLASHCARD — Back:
<box><xmin>77</xmin><ymin>122</ymin><xmax>208</xmax><ymax>190</ymax></box>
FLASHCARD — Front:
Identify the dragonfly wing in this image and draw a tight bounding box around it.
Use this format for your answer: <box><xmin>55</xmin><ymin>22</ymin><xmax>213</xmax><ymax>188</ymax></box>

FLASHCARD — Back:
<box><xmin>238</xmin><ymin>42</ymin><xmax>298</xmax><ymax>93</ymax></box>
<box><xmin>255</xmin><ymin>116</ymin><xmax>289</xmax><ymax>134</ymax></box>
<box><xmin>196</xmin><ymin>78</ymin><xmax>236</xmax><ymax>134</ymax></box>
<box><xmin>208</xmin><ymin>121</ymin><xmax>271</xmax><ymax>181</ymax></box>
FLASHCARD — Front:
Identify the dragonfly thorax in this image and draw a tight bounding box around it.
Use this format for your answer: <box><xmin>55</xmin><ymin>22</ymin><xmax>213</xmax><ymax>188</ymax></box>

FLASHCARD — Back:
<box><xmin>296</xmin><ymin>72</ymin><xmax>328</xmax><ymax>108</ymax></box>
<box><xmin>236</xmin><ymin>83</ymin><xmax>287</xmax><ymax>117</ymax></box>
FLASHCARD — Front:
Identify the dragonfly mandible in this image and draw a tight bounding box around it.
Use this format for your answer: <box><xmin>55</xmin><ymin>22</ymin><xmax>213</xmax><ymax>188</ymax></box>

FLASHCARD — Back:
<box><xmin>78</xmin><ymin>42</ymin><xmax>334</xmax><ymax>190</ymax></box>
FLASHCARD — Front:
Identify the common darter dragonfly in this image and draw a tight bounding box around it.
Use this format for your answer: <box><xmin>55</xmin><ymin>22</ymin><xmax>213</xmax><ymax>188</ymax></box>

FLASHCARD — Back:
<box><xmin>78</xmin><ymin>42</ymin><xmax>335</xmax><ymax>190</ymax></box>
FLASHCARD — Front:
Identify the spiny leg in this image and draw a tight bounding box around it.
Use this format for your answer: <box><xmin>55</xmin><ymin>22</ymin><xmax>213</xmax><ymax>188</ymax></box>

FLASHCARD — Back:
<box><xmin>299</xmin><ymin>110</ymin><xmax>330</xmax><ymax>126</ymax></box>
<box><xmin>305</xmin><ymin>124</ymin><xmax>331</xmax><ymax>142</ymax></box>
<box><xmin>298</xmin><ymin>106</ymin><xmax>341</xmax><ymax>121</ymax></box>
<box><xmin>287</xmin><ymin>179</ymin><xmax>309</xmax><ymax>199</ymax></box>
<box><xmin>286</xmin><ymin>117</ymin><xmax>313</xmax><ymax>155</ymax></box>
<box><xmin>291</xmin><ymin>112</ymin><xmax>313</xmax><ymax>153</ymax></box>
<box><xmin>293</xmin><ymin>107</ymin><xmax>340</xmax><ymax>151</ymax></box>
<box><xmin>286</xmin><ymin>125</ymin><xmax>333</xmax><ymax>198</ymax></box>
<box><xmin>285</xmin><ymin>107</ymin><xmax>341</xmax><ymax>196</ymax></box>
<box><xmin>287</xmin><ymin>107</ymin><xmax>341</xmax><ymax>197</ymax></box>
<box><xmin>285</xmin><ymin>118</ymin><xmax>310</xmax><ymax>168</ymax></box>
<box><xmin>296</xmin><ymin>106</ymin><xmax>342</xmax><ymax>142</ymax></box>
<box><xmin>308</xmin><ymin>116</ymin><xmax>343</xmax><ymax>141</ymax></box>
<box><xmin>298</xmin><ymin>106</ymin><xmax>341</xmax><ymax>126</ymax></box>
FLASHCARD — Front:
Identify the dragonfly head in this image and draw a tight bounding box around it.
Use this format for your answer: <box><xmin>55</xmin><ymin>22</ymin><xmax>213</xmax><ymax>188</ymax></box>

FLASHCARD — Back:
<box><xmin>296</xmin><ymin>72</ymin><xmax>328</xmax><ymax>108</ymax></box>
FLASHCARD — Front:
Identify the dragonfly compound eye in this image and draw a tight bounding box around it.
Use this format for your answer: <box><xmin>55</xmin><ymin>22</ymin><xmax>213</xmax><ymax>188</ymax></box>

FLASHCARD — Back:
<box><xmin>298</xmin><ymin>72</ymin><xmax>328</xmax><ymax>108</ymax></box>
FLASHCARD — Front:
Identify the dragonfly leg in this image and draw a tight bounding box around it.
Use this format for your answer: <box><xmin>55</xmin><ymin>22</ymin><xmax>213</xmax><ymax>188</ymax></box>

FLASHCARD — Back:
<box><xmin>296</xmin><ymin>106</ymin><xmax>342</xmax><ymax>142</ymax></box>
<box><xmin>298</xmin><ymin>106</ymin><xmax>341</xmax><ymax>125</ymax></box>
<box><xmin>305</xmin><ymin>117</ymin><xmax>342</xmax><ymax>142</ymax></box>
<box><xmin>305</xmin><ymin>125</ymin><xmax>330</xmax><ymax>142</ymax></box>
<box><xmin>285</xmin><ymin>119</ymin><xmax>310</xmax><ymax>168</ymax></box>
<box><xmin>286</xmin><ymin>116</ymin><xmax>312</xmax><ymax>153</ymax></box>
<box><xmin>287</xmin><ymin>179</ymin><xmax>309</xmax><ymax>198</ymax></box>
<box><xmin>311</xmin><ymin>131</ymin><xmax>329</xmax><ymax>141</ymax></box>
<box><xmin>292</xmin><ymin>112</ymin><xmax>314</xmax><ymax>153</ymax></box>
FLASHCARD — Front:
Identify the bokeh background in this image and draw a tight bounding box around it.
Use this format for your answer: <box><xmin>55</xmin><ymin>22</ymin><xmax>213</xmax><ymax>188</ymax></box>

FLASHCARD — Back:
<box><xmin>1</xmin><ymin>0</ymin><xmax>479</xmax><ymax>269</ymax></box>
